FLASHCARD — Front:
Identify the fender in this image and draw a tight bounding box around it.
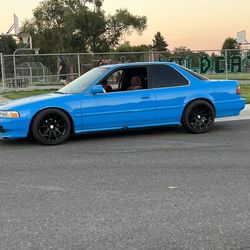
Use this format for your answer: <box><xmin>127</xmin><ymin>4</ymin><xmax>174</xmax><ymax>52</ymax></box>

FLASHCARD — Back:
<box><xmin>183</xmin><ymin>94</ymin><xmax>216</xmax><ymax>114</ymax></box>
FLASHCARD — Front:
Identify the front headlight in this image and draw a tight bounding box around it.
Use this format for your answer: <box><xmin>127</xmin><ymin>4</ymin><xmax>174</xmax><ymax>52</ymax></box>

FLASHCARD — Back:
<box><xmin>0</xmin><ymin>111</ymin><xmax>20</xmax><ymax>118</ymax></box>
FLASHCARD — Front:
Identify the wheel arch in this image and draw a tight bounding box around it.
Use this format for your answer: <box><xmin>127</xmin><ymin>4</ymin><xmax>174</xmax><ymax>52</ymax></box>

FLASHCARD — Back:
<box><xmin>181</xmin><ymin>98</ymin><xmax>216</xmax><ymax>122</ymax></box>
<box><xmin>28</xmin><ymin>107</ymin><xmax>75</xmax><ymax>137</ymax></box>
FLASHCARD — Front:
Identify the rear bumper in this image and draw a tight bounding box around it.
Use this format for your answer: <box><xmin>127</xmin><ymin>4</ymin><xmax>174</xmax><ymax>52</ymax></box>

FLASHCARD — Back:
<box><xmin>215</xmin><ymin>98</ymin><xmax>246</xmax><ymax>118</ymax></box>
<box><xmin>0</xmin><ymin>117</ymin><xmax>30</xmax><ymax>139</ymax></box>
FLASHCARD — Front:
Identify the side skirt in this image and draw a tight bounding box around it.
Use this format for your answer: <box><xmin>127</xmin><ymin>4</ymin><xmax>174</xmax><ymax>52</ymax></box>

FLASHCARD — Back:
<box><xmin>74</xmin><ymin>122</ymin><xmax>181</xmax><ymax>135</ymax></box>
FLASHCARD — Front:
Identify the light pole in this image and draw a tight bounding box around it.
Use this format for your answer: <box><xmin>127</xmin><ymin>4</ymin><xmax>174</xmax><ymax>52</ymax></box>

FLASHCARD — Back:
<box><xmin>13</xmin><ymin>48</ymin><xmax>40</xmax><ymax>88</ymax></box>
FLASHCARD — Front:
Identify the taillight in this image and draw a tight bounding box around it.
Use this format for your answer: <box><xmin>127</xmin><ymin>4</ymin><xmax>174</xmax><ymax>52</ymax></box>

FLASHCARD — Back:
<box><xmin>236</xmin><ymin>86</ymin><xmax>241</xmax><ymax>95</ymax></box>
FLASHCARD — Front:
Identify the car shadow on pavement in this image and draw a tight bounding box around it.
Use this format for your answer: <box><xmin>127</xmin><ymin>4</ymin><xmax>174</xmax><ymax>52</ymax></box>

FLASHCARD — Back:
<box><xmin>70</xmin><ymin>125</ymin><xmax>186</xmax><ymax>142</ymax></box>
<box><xmin>0</xmin><ymin>125</ymin><xmax>185</xmax><ymax>146</ymax></box>
<box><xmin>0</xmin><ymin>120</ymin><xmax>244</xmax><ymax>146</ymax></box>
<box><xmin>57</xmin><ymin>120</ymin><xmax>247</xmax><ymax>144</ymax></box>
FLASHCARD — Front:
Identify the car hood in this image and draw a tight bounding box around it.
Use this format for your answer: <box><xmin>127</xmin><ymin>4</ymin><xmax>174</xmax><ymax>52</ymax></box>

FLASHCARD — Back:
<box><xmin>0</xmin><ymin>93</ymin><xmax>75</xmax><ymax>111</ymax></box>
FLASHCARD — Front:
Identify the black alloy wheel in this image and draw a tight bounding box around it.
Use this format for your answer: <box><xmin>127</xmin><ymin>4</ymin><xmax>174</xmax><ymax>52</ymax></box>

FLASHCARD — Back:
<box><xmin>182</xmin><ymin>100</ymin><xmax>215</xmax><ymax>133</ymax></box>
<box><xmin>32</xmin><ymin>109</ymin><xmax>71</xmax><ymax>145</ymax></box>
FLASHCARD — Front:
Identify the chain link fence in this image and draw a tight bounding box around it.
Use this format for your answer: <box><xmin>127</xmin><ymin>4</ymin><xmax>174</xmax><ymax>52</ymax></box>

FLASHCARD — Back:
<box><xmin>1</xmin><ymin>49</ymin><xmax>250</xmax><ymax>92</ymax></box>
<box><xmin>154</xmin><ymin>49</ymin><xmax>250</xmax><ymax>80</ymax></box>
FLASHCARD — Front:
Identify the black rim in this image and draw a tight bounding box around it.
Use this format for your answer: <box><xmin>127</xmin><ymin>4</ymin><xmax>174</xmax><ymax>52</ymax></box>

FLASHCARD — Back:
<box><xmin>189</xmin><ymin>105</ymin><xmax>213</xmax><ymax>131</ymax></box>
<box><xmin>38</xmin><ymin>113</ymin><xmax>68</xmax><ymax>143</ymax></box>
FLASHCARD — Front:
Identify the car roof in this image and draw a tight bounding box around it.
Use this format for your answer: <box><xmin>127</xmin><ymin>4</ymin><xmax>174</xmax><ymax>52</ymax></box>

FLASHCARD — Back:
<box><xmin>99</xmin><ymin>62</ymin><xmax>177</xmax><ymax>70</ymax></box>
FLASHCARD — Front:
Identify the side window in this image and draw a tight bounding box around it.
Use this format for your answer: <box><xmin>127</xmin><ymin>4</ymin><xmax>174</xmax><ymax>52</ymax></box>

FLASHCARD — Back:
<box><xmin>106</xmin><ymin>70</ymin><xmax>123</xmax><ymax>92</ymax></box>
<box><xmin>99</xmin><ymin>70</ymin><xmax>123</xmax><ymax>93</ymax></box>
<box><xmin>150</xmin><ymin>65</ymin><xmax>189</xmax><ymax>88</ymax></box>
<box><xmin>99</xmin><ymin>67</ymin><xmax>148</xmax><ymax>93</ymax></box>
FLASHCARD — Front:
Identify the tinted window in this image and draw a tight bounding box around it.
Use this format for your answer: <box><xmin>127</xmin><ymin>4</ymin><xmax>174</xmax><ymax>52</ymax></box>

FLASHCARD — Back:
<box><xmin>180</xmin><ymin>66</ymin><xmax>208</xmax><ymax>80</ymax></box>
<box><xmin>150</xmin><ymin>65</ymin><xmax>189</xmax><ymax>88</ymax></box>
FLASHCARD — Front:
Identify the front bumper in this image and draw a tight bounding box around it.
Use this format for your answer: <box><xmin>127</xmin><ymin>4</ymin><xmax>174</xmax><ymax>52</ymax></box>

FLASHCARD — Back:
<box><xmin>0</xmin><ymin>117</ymin><xmax>30</xmax><ymax>139</ymax></box>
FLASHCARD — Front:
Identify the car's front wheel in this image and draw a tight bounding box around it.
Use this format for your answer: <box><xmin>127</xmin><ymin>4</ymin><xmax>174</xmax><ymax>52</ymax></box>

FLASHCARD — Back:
<box><xmin>182</xmin><ymin>100</ymin><xmax>215</xmax><ymax>133</ymax></box>
<box><xmin>32</xmin><ymin>109</ymin><xmax>71</xmax><ymax>145</ymax></box>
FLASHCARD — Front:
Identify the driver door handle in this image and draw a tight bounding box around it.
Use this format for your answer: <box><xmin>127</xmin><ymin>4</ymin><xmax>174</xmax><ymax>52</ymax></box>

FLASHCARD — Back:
<box><xmin>141</xmin><ymin>95</ymin><xmax>151</xmax><ymax>100</ymax></box>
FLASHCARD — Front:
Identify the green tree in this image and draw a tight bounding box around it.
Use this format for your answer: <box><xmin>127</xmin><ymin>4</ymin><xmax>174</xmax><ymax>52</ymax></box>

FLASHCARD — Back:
<box><xmin>152</xmin><ymin>32</ymin><xmax>168</xmax><ymax>51</ymax></box>
<box><xmin>222</xmin><ymin>37</ymin><xmax>239</xmax><ymax>50</ymax></box>
<box><xmin>0</xmin><ymin>36</ymin><xmax>17</xmax><ymax>54</ymax></box>
<box><xmin>97</xmin><ymin>9</ymin><xmax>147</xmax><ymax>52</ymax></box>
<box><xmin>172</xmin><ymin>46</ymin><xmax>192</xmax><ymax>57</ymax></box>
<box><xmin>21</xmin><ymin>0</ymin><xmax>147</xmax><ymax>53</ymax></box>
<box><xmin>170</xmin><ymin>47</ymin><xmax>209</xmax><ymax>69</ymax></box>
<box><xmin>222</xmin><ymin>37</ymin><xmax>240</xmax><ymax>57</ymax></box>
<box><xmin>171</xmin><ymin>46</ymin><xmax>194</xmax><ymax>63</ymax></box>
<box><xmin>115</xmin><ymin>41</ymin><xmax>152</xmax><ymax>52</ymax></box>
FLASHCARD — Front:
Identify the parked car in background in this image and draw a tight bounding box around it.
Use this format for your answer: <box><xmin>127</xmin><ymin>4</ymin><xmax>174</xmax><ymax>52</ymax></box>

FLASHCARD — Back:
<box><xmin>0</xmin><ymin>62</ymin><xmax>246</xmax><ymax>145</ymax></box>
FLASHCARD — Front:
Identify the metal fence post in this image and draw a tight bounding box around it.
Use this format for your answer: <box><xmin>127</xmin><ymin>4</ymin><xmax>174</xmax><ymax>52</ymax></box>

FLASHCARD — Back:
<box><xmin>91</xmin><ymin>52</ymin><xmax>94</xmax><ymax>67</ymax></box>
<box><xmin>225</xmin><ymin>49</ymin><xmax>228</xmax><ymax>80</ymax></box>
<box><xmin>148</xmin><ymin>51</ymin><xmax>151</xmax><ymax>62</ymax></box>
<box><xmin>77</xmin><ymin>53</ymin><xmax>81</xmax><ymax>77</ymax></box>
<box><xmin>151</xmin><ymin>50</ymin><xmax>155</xmax><ymax>62</ymax></box>
<box><xmin>0</xmin><ymin>53</ymin><xmax>5</xmax><ymax>91</ymax></box>
<box><xmin>13</xmin><ymin>53</ymin><xmax>17</xmax><ymax>88</ymax></box>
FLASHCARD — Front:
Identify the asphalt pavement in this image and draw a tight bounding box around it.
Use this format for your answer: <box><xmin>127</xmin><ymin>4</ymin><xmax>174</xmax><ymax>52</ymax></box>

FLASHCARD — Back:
<box><xmin>0</xmin><ymin>119</ymin><xmax>250</xmax><ymax>250</ymax></box>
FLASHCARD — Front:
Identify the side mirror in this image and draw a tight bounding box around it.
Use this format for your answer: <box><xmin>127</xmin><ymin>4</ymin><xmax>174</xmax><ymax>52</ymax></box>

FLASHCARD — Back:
<box><xmin>90</xmin><ymin>85</ymin><xmax>105</xmax><ymax>95</ymax></box>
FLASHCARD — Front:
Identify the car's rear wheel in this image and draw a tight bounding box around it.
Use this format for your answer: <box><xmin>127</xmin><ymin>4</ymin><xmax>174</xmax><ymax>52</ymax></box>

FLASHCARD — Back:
<box><xmin>32</xmin><ymin>109</ymin><xmax>71</xmax><ymax>145</ymax></box>
<box><xmin>182</xmin><ymin>100</ymin><xmax>215</xmax><ymax>133</ymax></box>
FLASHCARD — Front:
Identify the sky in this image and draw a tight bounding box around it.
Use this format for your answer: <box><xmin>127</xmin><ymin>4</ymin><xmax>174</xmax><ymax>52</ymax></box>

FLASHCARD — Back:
<box><xmin>0</xmin><ymin>0</ymin><xmax>250</xmax><ymax>50</ymax></box>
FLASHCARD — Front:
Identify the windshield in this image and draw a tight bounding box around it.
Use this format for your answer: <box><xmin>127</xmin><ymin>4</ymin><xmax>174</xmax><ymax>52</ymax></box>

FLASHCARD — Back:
<box><xmin>58</xmin><ymin>67</ymin><xmax>109</xmax><ymax>94</ymax></box>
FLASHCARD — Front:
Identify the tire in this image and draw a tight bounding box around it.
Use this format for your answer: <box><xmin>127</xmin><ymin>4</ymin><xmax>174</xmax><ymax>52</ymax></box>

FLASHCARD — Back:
<box><xmin>182</xmin><ymin>100</ymin><xmax>215</xmax><ymax>133</ymax></box>
<box><xmin>32</xmin><ymin>109</ymin><xmax>71</xmax><ymax>145</ymax></box>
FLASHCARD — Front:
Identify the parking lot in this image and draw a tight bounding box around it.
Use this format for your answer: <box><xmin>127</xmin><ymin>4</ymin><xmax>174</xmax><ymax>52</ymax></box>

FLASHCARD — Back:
<box><xmin>0</xmin><ymin>120</ymin><xmax>250</xmax><ymax>250</ymax></box>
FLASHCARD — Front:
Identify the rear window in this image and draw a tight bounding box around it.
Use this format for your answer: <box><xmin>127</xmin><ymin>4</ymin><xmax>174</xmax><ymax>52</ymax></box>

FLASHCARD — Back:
<box><xmin>150</xmin><ymin>65</ymin><xmax>189</xmax><ymax>88</ymax></box>
<box><xmin>180</xmin><ymin>66</ymin><xmax>209</xmax><ymax>80</ymax></box>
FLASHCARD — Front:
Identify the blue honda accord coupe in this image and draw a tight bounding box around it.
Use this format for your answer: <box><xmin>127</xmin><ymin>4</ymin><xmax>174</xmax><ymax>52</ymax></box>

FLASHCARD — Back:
<box><xmin>0</xmin><ymin>62</ymin><xmax>246</xmax><ymax>145</ymax></box>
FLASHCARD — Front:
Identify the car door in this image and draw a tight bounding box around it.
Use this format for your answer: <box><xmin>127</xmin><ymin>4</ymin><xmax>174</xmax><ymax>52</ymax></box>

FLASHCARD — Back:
<box><xmin>149</xmin><ymin>64</ymin><xmax>190</xmax><ymax>124</ymax></box>
<box><xmin>80</xmin><ymin>66</ymin><xmax>156</xmax><ymax>131</ymax></box>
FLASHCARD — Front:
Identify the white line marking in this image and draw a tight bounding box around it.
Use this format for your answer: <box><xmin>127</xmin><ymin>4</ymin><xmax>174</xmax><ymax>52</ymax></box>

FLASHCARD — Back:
<box><xmin>168</xmin><ymin>186</ymin><xmax>179</xmax><ymax>189</ymax></box>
